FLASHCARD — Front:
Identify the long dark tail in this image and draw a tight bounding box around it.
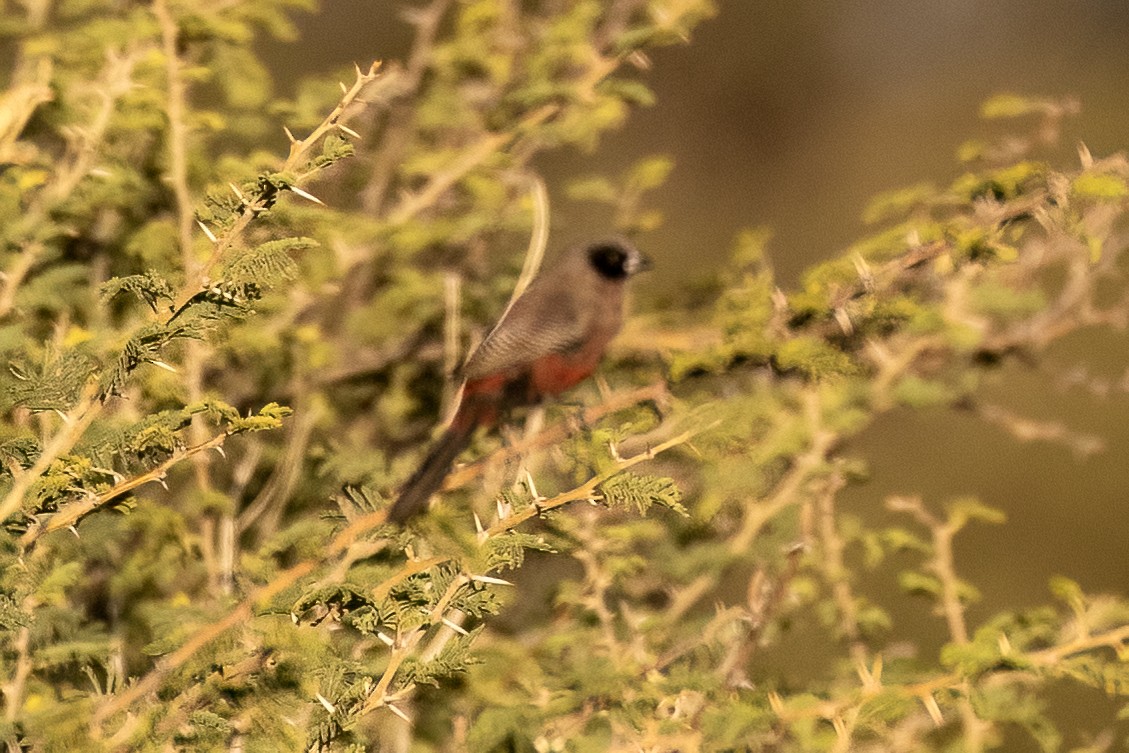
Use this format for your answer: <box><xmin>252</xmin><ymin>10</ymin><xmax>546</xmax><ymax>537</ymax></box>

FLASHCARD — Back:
<box><xmin>387</xmin><ymin>416</ymin><xmax>477</xmax><ymax>525</ymax></box>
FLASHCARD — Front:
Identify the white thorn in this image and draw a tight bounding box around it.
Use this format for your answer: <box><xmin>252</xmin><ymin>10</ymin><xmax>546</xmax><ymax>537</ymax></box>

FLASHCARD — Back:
<box><xmin>522</xmin><ymin>469</ymin><xmax>540</xmax><ymax>500</ymax></box>
<box><xmin>156</xmin><ymin>475</ymin><xmax>169</xmax><ymax>491</ymax></box>
<box><xmin>473</xmin><ymin>512</ymin><xmax>484</xmax><ymax>535</ymax></box>
<box><xmin>212</xmin><ymin>445</ymin><xmax>226</xmax><ymax>458</ymax></box>
<box><xmin>441</xmin><ymin>617</ymin><xmax>469</xmax><ymax>636</ymax></box>
<box><xmin>1078</xmin><ymin>141</ymin><xmax>1094</xmax><ymax>169</ymax></box>
<box><xmin>289</xmin><ymin>185</ymin><xmax>326</xmax><ymax>206</ymax></box>
<box><xmin>469</xmin><ymin>574</ymin><xmax>513</xmax><ymax>587</ymax></box>
<box><xmin>376</xmin><ymin>631</ymin><xmax>394</xmax><ymax>647</ymax></box>
<box><xmin>627</xmin><ymin>50</ymin><xmax>651</xmax><ymax>70</ymax></box>
<box><xmin>338</xmin><ymin>123</ymin><xmax>361</xmax><ymax>139</ymax></box>
<box><xmin>767</xmin><ymin>691</ymin><xmax>784</xmax><ymax>715</ymax></box>
<box><xmin>53</xmin><ymin>409</ymin><xmax>71</xmax><ymax>425</ymax></box>
<box><xmin>147</xmin><ymin>359</ymin><xmax>179</xmax><ymax>374</ymax></box>
<box><xmin>921</xmin><ymin>692</ymin><xmax>944</xmax><ymax>726</ymax></box>
<box><xmin>496</xmin><ymin>498</ymin><xmax>513</xmax><ymax>520</ymax></box>
<box><xmin>386</xmin><ymin>702</ymin><xmax>411</xmax><ymax>723</ymax></box>
<box><xmin>68</xmin><ymin>525</ymin><xmax>79</xmax><ymax>538</ymax></box>
<box><xmin>283</xmin><ymin>125</ymin><xmax>297</xmax><ymax>144</ymax></box>
<box><xmin>196</xmin><ymin>219</ymin><xmax>217</xmax><ymax>243</ymax></box>
<box><xmin>92</xmin><ymin>466</ymin><xmax>125</xmax><ymax>483</ymax></box>
<box><xmin>338</xmin><ymin>81</ymin><xmax>348</xmax><ymax>94</ymax></box>
<box><xmin>315</xmin><ymin>693</ymin><xmax>336</xmax><ymax>714</ymax></box>
<box><xmin>228</xmin><ymin>182</ymin><xmax>245</xmax><ymax>202</ymax></box>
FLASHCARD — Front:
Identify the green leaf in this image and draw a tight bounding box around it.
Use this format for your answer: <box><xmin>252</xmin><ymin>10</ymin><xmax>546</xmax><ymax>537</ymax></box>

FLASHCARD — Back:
<box><xmin>598</xmin><ymin>473</ymin><xmax>686</xmax><ymax>516</ymax></box>
<box><xmin>980</xmin><ymin>93</ymin><xmax>1047</xmax><ymax>119</ymax></box>
<box><xmin>1072</xmin><ymin>172</ymin><xmax>1129</xmax><ymax>199</ymax></box>
<box><xmin>774</xmin><ymin>336</ymin><xmax>858</xmax><ymax>378</ymax></box>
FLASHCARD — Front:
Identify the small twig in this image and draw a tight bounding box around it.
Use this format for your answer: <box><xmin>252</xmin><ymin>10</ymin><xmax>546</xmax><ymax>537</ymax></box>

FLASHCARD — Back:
<box><xmin>19</xmin><ymin>430</ymin><xmax>230</xmax><ymax>550</ymax></box>
<box><xmin>154</xmin><ymin>0</ymin><xmax>196</xmax><ymax>276</ymax></box>
<box><xmin>155</xmin><ymin>0</ymin><xmax>225</xmax><ymax>591</ymax></box>
<box><xmin>0</xmin><ymin>381</ymin><xmax>103</xmax><ymax>526</ymax></box>
<box><xmin>236</xmin><ymin>402</ymin><xmax>316</xmax><ymax>537</ymax></box>
<box><xmin>886</xmin><ymin>496</ymin><xmax>969</xmax><ymax>645</ymax></box>
<box><xmin>442</xmin><ymin>271</ymin><xmax>462</xmax><ymax>418</ymax></box>
<box><xmin>94</xmin><ymin>422</ymin><xmax>696</xmax><ymax>735</ymax></box>
<box><xmin>816</xmin><ymin>470</ymin><xmax>869</xmax><ymax>666</ymax></box>
<box><xmin>443</xmin><ymin>381</ymin><xmax>670</xmax><ymax>489</ymax></box>
<box><xmin>508</xmin><ymin>176</ymin><xmax>550</xmax><ymax>304</ymax></box>
<box><xmin>361</xmin><ymin>0</ymin><xmax>452</xmax><ymax>214</ymax></box>
<box><xmin>485</xmin><ymin>424</ymin><xmax>704</xmax><ymax>537</ymax></box>
<box><xmin>574</xmin><ymin>527</ymin><xmax>622</xmax><ymax>652</ymax></box>
<box><xmin>0</xmin><ymin>53</ymin><xmax>137</xmax><ymax>320</ymax></box>
<box><xmin>974</xmin><ymin>402</ymin><xmax>1103</xmax><ymax>457</ymax></box>
<box><xmin>730</xmin><ymin>390</ymin><xmax>836</xmax><ymax>553</ymax></box>
<box><xmin>2</xmin><ymin>626</ymin><xmax>32</xmax><ymax>729</ymax></box>
<box><xmin>172</xmin><ymin>60</ymin><xmax>381</xmax><ymax>315</ymax></box>
<box><xmin>719</xmin><ymin>545</ymin><xmax>805</xmax><ymax>686</ymax></box>
<box><xmin>885</xmin><ymin>496</ymin><xmax>987</xmax><ymax>747</ymax></box>
<box><xmin>385</xmin><ymin>104</ymin><xmax>557</xmax><ymax>226</ymax></box>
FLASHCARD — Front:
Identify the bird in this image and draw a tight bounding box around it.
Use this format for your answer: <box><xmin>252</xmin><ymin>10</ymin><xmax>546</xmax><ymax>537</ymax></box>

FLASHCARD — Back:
<box><xmin>387</xmin><ymin>236</ymin><xmax>650</xmax><ymax>524</ymax></box>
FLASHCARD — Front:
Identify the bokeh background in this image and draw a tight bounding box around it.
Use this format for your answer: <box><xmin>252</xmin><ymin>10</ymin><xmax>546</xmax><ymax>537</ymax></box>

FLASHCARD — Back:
<box><xmin>262</xmin><ymin>1</ymin><xmax>1129</xmax><ymax>743</ymax></box>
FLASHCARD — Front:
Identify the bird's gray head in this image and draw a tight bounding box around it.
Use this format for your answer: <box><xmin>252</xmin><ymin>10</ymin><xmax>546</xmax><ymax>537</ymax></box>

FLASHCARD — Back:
<box><xmin>585</xmin><ymin>238</ymin><xmax>651</xmax><ymax>280</ymax></box>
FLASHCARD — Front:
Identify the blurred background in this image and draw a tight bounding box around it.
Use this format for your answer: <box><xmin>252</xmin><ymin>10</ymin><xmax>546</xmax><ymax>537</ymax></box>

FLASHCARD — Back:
<box><xmin>261</xmin><ymin>0</ymin><xmax>1129</xmax><ymax>743</ymax></box>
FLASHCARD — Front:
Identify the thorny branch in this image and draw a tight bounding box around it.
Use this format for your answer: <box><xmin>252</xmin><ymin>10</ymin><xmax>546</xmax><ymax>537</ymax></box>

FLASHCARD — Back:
<box><xmin>0</xmin><ymin>382</ymin><xmax>103</xmax><ymax>528</ymax></box>
<box><xmin>0</xmin><ymin>52</ymin><xmax>143</xmax><ymax>525</ymax></box>
<box><xmin>175</xmin><ymin>60</ymin><xmax>383</xmax><ymax>315</ymax></box>
<box><xmin>19</xmin><ymin>430</ymin><xmax>230</xmax><ymax>550</ymax></box>
<box><xmin>92</xmin><ymin>418</ymin><xmax>700</xmax><ymax>737</ymax></box>
<box><xmin>0</xmin><ymin>50</ymin><xmax>381</xmax><ymax>536</ymax></box>
<box><xmin>769</xmin><ymin>622</ymin><xmax>1129</xmax><ymax>731</ymax></box>
<box><xmin>155</xmin><ymin>0</ymin><xmax>226</xmax><ymax>590</ymax></box>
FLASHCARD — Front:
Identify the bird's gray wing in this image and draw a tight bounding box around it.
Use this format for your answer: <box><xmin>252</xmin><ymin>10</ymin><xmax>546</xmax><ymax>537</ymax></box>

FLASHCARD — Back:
<box><xmin>461</xmin><ymin>278</ymin><xmax>592</xmax><ymax>381</ymax></box>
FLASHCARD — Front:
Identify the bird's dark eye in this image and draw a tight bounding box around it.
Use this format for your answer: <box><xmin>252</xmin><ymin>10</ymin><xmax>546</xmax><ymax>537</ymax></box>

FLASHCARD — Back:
<box><xmin>587</xmin><ymin>242</ymin><xmax>631</xmax><ymax>279</ymax></box>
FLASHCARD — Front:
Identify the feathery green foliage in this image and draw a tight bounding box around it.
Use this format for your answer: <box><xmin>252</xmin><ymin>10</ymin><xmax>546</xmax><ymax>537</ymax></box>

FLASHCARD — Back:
<box><xmin>0</xmin><ymin>2</ymin><xmax>1125</xmax><ymax>752</ymax></box>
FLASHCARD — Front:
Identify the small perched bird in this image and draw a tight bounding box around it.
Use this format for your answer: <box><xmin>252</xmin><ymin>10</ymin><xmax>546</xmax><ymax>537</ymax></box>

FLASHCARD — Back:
<box><xmin>387</xmin><ymin>237</ymin><xmax>650</xmax><ymax>524</ymax></box>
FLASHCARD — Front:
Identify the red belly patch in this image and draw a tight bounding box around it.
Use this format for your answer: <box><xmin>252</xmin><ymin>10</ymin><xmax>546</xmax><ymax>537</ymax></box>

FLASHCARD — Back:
<box><xmin>530</xmin><ymin>350</ymin><xmax>599</xmax><ymax>395</ymax></box>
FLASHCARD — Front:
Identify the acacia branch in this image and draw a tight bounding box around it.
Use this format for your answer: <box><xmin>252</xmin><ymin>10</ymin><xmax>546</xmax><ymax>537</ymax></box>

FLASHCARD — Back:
<box><xmin>444</xmin><ymin>381</ymin><xmax>670</xmax><ymax>489</ymax></box>
<box><xmin>154</xmin><ymin>0</ymin><xmax>196</xmax><ymax>273</ymax></box>
<box><xmin>385</xmin><ymin>103</ymin><xmax>557</xmax><ymax>226</ymax></box>
<box><xmin>171</xmin><ymin>60</ymin><xmax>382</xmax><ymax>315</ymax></box>
<box><xmin>93</xmin><ymin>420</ymin><xmax>698</xmax><ymax>735</ymax></box>
<box><xmin>361</xmin><ymin>0</ymin><xmax>452</xmax><ymax>214</ymax></box>
<box><xmin>0</xmin><ymin>382</ymin><xmax>103</xmax><ymax>527</ymax></box>
<box><xmin>154</xmin><ymin>0</ymin><xmax>229</xmax><ymax>590</ymax></box>
<box><xmin>485</xmin><ymin>424</ymin><xmax>702</xmax><ymax>536</ymax></box>
<box><xmin>730</xmin><ymin>390</ymin><xmax>836</xmax><ymax>553</ymax></box>
<box><xmin>772</xmin><ymin>621</ymin><xmax>1129</xmax><ymax>728</ymax></box>
<box><xmin>816</xmin><ymin>470</ymin><xmax>869</xmax><ymax>666</ymax></box>
<box><xmin>19</xmin><ymin>430</ymin><xmax>231</xmax><ymax>550</ymax></box>
<box><xmin>0</xmin><ymin>52</ymin><xmax>137</xmax><ymax>320</ymax></box>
